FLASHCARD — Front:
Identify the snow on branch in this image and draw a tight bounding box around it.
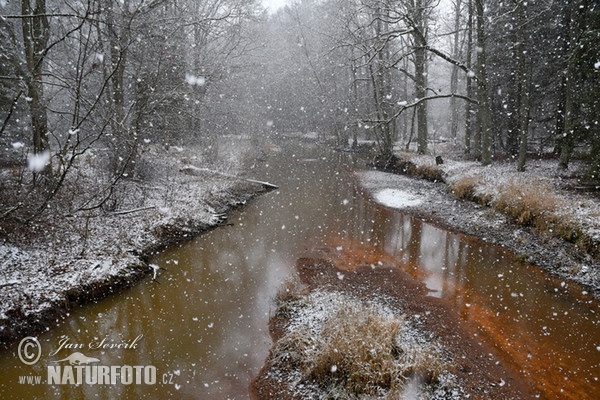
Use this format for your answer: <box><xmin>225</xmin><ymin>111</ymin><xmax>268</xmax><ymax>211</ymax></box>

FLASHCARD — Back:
<box><xmin>420</xmin><ymin>45</ymin><xmax>477</xmax><ymax>80</ymax></box>
<box><xmin>391</xmin><ymin>93</ymin><xmax>478</xmax><ymax>119</ymax></box>
<box><xmin>363</xmin><ymin>93</ymin><xmax>478</xmax><ymax>126</ymax></box>
<box><xmin>110</xmin><ymin>206</ymin><xmax>157</xmax><ymax>216</ymax></box>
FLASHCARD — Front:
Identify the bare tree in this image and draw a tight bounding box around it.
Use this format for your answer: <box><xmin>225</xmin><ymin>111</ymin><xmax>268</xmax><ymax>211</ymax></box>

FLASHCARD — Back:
<box><xmin>475</xmin><ymin>0</ymin><xmax>492</xmax><ymax>165</ymax></box>
<box><xmin>21</xmin><ymin>0</ymin><xmax>51</xmax><ymax>178</ymax></box>
<box><xmin>515</xmin><ymin>0</ymin><xmax>531</xmax><ymax>172</ymax></box>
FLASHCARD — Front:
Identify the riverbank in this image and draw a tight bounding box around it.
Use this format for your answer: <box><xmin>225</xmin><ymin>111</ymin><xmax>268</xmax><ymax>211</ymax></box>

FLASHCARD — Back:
<box><xmin>0</xmin><ymin>143</ymin><xmax>274</xmax><ymax>347</ymax></box>
<box><xmin>362</xmin><ymin>152</ymin><xmax>600</xmax><ymax>299</ymax></box>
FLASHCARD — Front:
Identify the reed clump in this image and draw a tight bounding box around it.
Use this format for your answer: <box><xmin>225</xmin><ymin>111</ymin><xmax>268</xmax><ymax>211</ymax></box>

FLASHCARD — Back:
<box><xmin>494</xmin><ymin>178</ymin><xmax>564</xmax><ymax>231</ymax></box>
<box><xmin>449</xmin><ymin>175</ymin><xmax>493</xmax><ymax>205</ymax></box>
<box><xmin>269</xmin><ymin>292</ymin><xmax>451</xmax><ymax>398</ymax></box>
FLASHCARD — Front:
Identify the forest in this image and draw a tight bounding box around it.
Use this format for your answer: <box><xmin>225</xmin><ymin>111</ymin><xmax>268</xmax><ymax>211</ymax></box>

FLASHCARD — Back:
<box><xmin>2</xmin><ymin>2</ymin><xmax>600</xmax><ymax>399</ymax></box>
<box><xmin>1</xmin><ymin>0</ymin><xmax>599</xmax><ymax>226</ymax></box>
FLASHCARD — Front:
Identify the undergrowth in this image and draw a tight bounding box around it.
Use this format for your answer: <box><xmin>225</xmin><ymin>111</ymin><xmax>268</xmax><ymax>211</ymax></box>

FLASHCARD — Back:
<box><xmin>449</xmin><ymin>176</ymin><xmax>481</xmax><ymax>202</ymax></box>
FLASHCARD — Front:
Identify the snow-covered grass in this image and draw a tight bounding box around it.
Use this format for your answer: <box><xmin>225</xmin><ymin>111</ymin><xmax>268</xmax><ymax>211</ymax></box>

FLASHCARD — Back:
<box><xmin>264</xmin><ymin>285</ymin><xmax>461</xmax><ymax>399</ymax></box>
<box><xmin>0</xmin><ymin>140</ymin><xmax>269</xmax><ymax>344</ymax></box>
<box><xmin>401</xmin><ymin>152</ymin><xmax>600</xmax><ymax>259</ymax></box>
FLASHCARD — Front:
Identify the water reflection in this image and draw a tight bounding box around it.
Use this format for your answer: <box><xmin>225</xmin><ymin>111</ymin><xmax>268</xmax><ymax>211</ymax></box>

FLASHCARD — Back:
<box><xmin>346</xmin><ymin>206</ymin><xmax>600</xmax><ymax>399</ymax></box>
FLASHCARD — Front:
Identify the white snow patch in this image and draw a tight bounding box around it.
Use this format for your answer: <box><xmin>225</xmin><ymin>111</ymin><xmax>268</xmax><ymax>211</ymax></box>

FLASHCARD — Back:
<box><xmin>185</xmin><ymin>73</ymin><xmax>206</xmax><ymax>86</ymax></box>
<box><xmin>27</xmin><ymin>151</ymin><xmax>50</xmax><ymax>172</ymax></box>
<box><xmin>374</xmin><ymin>188</ymin><xmax>423</xmax><ymax>209</ymax></box>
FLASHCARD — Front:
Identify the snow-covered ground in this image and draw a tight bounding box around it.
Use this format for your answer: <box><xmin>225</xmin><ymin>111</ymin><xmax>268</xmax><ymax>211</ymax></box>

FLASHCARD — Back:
<box><xmin>373</xmin><ymin>188</ymin><xmax>424</xmax><ymax>209</ymax></box>
<box><xmin>357</xmin><ymin>153</ymin><xmax>600</xmax><ymax>297</ymax></box>
<box><xmin>409</xmin><ymin>153</ymin><xmax>600</xmax><ymax>245</ymax></box>
<box><xmin>0</xmin><ymin>143</ymin><xmax>270</xmax><ymax>344</ymax></box>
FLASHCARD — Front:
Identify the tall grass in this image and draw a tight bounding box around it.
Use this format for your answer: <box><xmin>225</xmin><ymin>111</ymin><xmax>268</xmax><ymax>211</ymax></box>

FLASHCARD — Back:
<box><xmin>449</xmin><ymin>176</ymin><xmax>482</xmax><ymax>202</ymax></box>
<box><xmin>450</xmin><ymin>175</ymin><xmax>600</xmax><ymax>256</ymax></box>
<box><xmin>495</xmin><ymin>178</ymin><xmax>563</xmax><ymax>230</ymax></box>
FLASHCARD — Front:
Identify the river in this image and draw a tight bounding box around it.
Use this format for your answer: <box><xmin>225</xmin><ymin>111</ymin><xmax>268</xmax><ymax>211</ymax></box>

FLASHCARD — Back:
<box><xmin>0</xmin><ymin>141</ymin><xmax>598</xmax><ymax>399</ymax></box>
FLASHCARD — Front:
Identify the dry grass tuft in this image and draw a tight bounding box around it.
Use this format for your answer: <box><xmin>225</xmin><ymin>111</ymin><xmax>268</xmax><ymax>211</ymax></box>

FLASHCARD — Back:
<box><xmin>450</xmin><ymin>176</ymin><xmax>481</xmax><ymax>201</ymax></box>
<box><xmin>269</xmin><ymin>293</ymin><xmax>451</xmax><ymax>398</ymax></box>
<box><xmin>450</xmin><ymin>175</ymin><xmax>600</xmax><ymax>259</ymax></box>
<box><xmin>268</xmin><ymin>326</ymin><xmax>315</xmax><ymax>371</ymax></box>
<box><xmin>307</xmin><ymin>307</ymin><xmax>404</xmax><ymax>394</ymax></box>
<box><xmin>494</xmin><ymin>178</ymin><xmax>564</xmax><ymax>231</ymax></box>
<box><xmin>415</xmin><ymin>164</ymin><xmax>445</xmax><ymax>183</ymax></box>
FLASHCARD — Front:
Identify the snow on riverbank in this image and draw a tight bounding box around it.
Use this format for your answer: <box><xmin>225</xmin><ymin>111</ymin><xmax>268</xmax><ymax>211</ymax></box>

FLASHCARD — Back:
<box><xmin>407</xmin><ymin>153</ymin><xmax>600</xmax><ymax>247</ymax></box>
<box><xmin>374</xmin><ymin>188</ymin><xmax>423</xmax><ymax>208</ymax></box>
<box><xmin>359</xmin><ymin>169</ymin><xmax>426</xmax><ymax>209</ymax></box>
<box><xmin>0</xmin><ymin>144</ymin><xmax>271</xmax><ymax>345</ymax></box>
<box><xmin>357</xmin><ymin>156</ymin><xmax>600</xmax><ymax>298</ymax></box>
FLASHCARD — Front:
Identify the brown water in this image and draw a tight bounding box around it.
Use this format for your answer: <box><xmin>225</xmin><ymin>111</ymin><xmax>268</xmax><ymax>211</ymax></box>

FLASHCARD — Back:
<box><xmin>0</xmin><ymin>142</ymin><xmax>599</xmax><ymax>399</ymax></box>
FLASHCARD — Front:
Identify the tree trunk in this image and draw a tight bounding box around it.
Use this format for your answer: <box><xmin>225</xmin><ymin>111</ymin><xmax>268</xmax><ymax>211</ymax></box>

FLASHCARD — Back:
<box><xmin>464</xmin><ymin>0</ymin><xmax>473</xmax><ymax>155</ymax></box>
<box><xmin>558</xmin><ymin>0</ymin><xmax>580</xmax><ymax>170</ymax></box>
<box><xmin>415</xmin><ymin>47</ymin><xmax>428</xmax><ymax>154</ymax></box>
<box><xmin>21</xmin><ymin>0</ymin><xmax>51</xmax><ymax>176</ymax></box>
<box><xmin>449</xmin><ymin>0</ymin><xmax>462</xmax><ymax>143</ymax></box>
<box><xmin>350</xmin><ymin>51</ymin><xmax>359</xmax><ymax>148</ymax></box>
<box><xmin>516</xmin><ymin>1</ymin><xmax>530</xmax><ymax>172</ymax></box>
<box><xmin>475</xmin><ymin>0</ymin><xmax>492</xmax><ymax>165</ymax></box>
<box><xmin>516</xmin><ymin>72</ymin><xmax>530</xmax><ymax>172</ymax></box>
<box><xmin>106</xmin><ymin>1</ymin><xmax>128</xmax><ymax>134</ymax></box>
<box><xmin>414</xmin><ymin>0</ymin><xmax>428</xmax><ymax>155</ymax></box>
<box><xmin>370</xmin><ymin>5</ymin><xmax>394</xmax><ymax>158</ymax></box>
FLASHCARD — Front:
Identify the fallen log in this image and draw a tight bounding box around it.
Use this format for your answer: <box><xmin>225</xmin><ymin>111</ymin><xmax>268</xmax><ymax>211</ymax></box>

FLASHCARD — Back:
<box><xmin>180</xmin><ymin>165</ymin><xmax>279</xmax><ymax>190</ymax></box>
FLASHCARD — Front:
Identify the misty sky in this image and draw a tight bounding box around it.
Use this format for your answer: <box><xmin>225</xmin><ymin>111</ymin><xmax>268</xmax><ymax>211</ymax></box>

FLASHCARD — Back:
<box><xmin>262</xmin><ymin>0</ymin><xmax>289</xmax><ymax>13</ymax></box>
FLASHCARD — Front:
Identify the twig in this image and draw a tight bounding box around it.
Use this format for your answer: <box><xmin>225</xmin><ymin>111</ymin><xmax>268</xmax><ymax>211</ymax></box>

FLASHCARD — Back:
<box><xmin>110</xmin><ymin>205</ymin><xmax>156</xmax><ymax>216</ymax></box>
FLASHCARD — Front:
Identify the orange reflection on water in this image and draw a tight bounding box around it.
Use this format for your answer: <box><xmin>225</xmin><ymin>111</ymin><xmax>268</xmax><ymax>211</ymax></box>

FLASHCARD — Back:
<box><xmin>314</xmin><ymin>204</ymin><xmax>600</xmax><ymax>399</ymax></box>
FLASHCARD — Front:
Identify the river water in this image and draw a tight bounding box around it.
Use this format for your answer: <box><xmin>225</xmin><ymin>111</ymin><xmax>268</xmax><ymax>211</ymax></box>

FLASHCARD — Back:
<box><xmin>0</xmin><ymin>142</ymin><xmax>598</xmax><ymax>399</ymax></box>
